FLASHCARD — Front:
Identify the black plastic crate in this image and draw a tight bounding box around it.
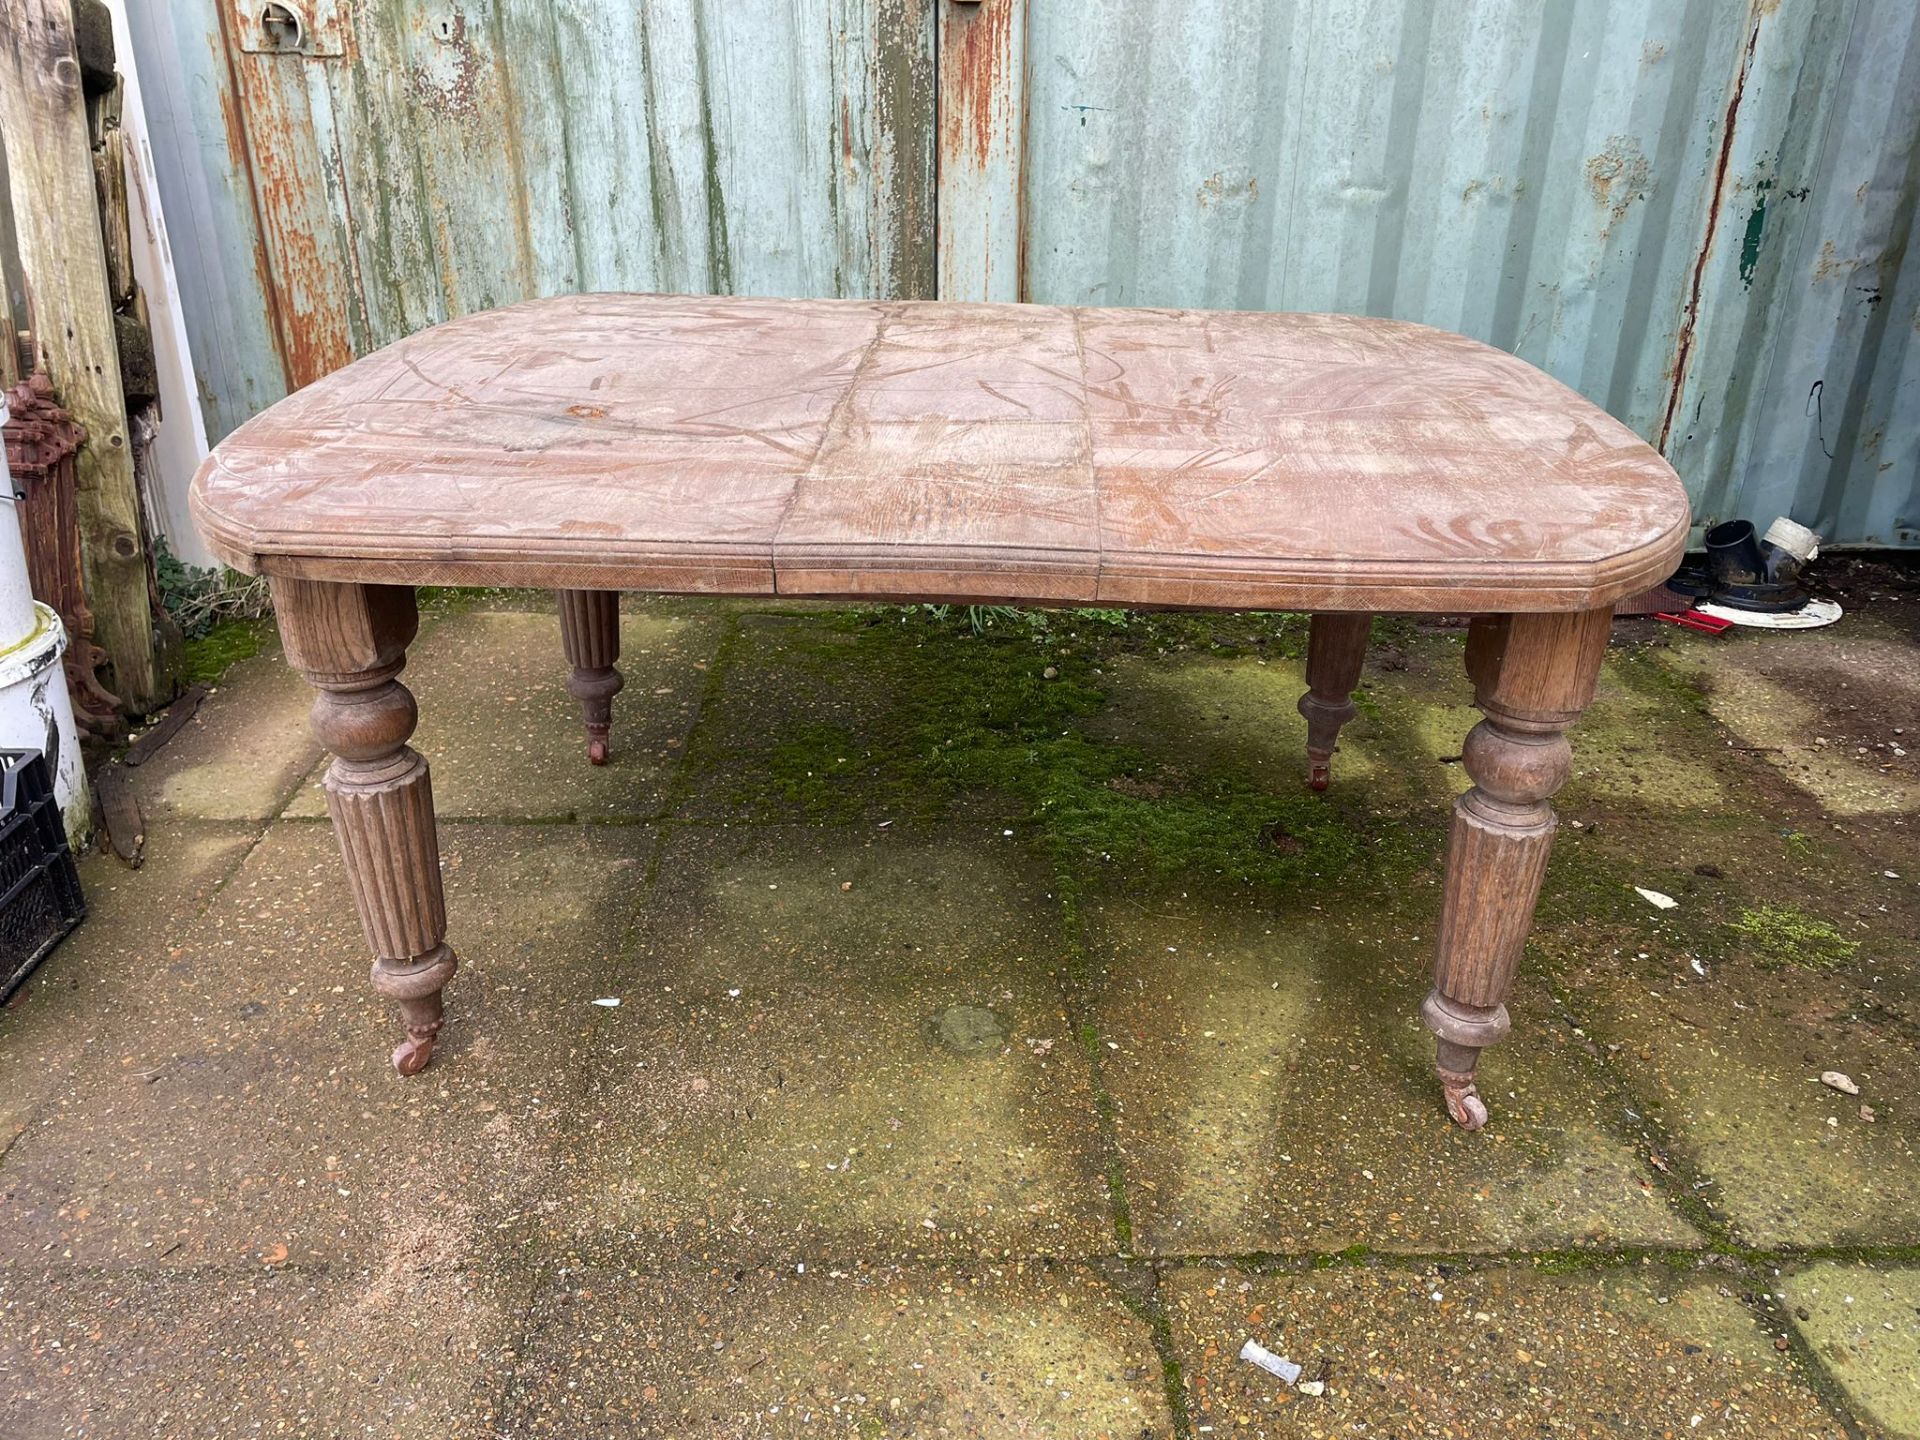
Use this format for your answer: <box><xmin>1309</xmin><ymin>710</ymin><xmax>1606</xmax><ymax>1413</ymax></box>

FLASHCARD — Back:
<box><xmin>0</xmin><ymin>748</ymin><xmax>85</xmax><ymax>1002</ymax></box>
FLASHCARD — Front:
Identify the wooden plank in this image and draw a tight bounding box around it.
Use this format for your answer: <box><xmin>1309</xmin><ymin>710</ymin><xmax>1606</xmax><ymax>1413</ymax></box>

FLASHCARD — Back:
<box><xmin>0</xmin><ymin>129</ymin><xmax>23</xmax><ymax>389</ymax></box>
<box><xmin>94</xmin><ymin>758</ymin><xmax>145</xmax><ymax>866</ymax></box>
<box><xmin>91</xmin><ymin>78</ymin><xmax>136</xmax><ymax>306</ymax></box>
<box><xmin>121</xmin><ymin>682</ymin><xmax>207</xmax><ymax>765</ymax></box>
<box><xmin>862</xmin><ymin>0</ymin><xmax>937</xmax><ymax>300</ymax></box>
<box><xmin>937</xmin><ymin>0</ymin><xmax>1026</xmax><ymax>301</ymax></box>
<box><xmin>0</xmin><ymin>0</ymin><xmax>159</xmax><ymax>709</ymax></box>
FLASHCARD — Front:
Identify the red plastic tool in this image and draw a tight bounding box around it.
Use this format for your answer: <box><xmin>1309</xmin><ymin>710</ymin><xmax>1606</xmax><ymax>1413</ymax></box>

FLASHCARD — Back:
<box><xmin>1654</xmin><ymin>610</ymin><xmax>1734</xmax><ymax>635</ymax></box>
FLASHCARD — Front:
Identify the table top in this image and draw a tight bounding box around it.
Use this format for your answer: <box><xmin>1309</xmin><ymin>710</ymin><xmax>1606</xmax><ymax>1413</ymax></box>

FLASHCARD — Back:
<box><xmin>191</xmin><ymin>294</ymin><xmax>1689</xmax><ymax>612</ymax></box>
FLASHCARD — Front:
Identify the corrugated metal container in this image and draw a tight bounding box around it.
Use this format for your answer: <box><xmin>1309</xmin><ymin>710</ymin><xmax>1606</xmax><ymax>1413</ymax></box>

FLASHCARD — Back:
<box><xmin>129</xmin><ymin>0</ymin><xmax>1917</xmax><ymax>547</ymax></box>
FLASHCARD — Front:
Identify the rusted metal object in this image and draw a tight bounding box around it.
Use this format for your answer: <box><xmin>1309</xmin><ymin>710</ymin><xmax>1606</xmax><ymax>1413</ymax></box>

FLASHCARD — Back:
<box><xmin>1655</xmin><ymin>5</ymin><xmax>1768</xmax><ymax>457</ymax></box>
<box><xmin>228</xmin><ymin>0</ymin><xmax>349</xmax><ymax>57</ymax></box>
<box><xmin>3</xmin><ymin>373</ymin><xmax>123</xmax><ymax>738</ymax></box>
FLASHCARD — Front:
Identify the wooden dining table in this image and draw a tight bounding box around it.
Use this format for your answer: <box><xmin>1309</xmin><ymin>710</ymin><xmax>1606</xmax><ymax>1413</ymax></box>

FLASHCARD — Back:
<box><xmin>191</xmin><ymin>293</ymin><xmax>1689</xmax><ymax>1131</ymax></box>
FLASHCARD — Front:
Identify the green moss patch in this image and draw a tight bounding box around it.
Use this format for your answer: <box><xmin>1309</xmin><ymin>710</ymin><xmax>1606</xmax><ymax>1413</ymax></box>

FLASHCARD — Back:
<box><xmin>1728</xmin><ymin>903</ymin><xmax>1861</xmax><ymax>971</ymax></box>
<box><xmin>178</xmin><ymin>617</ymin><xmax>271</xmax><ymax>687</ymax></box>
<box><xmin>693</xmin><ymin>607</ymin><xmax>1440</xmax><ymax>900</ymax></box>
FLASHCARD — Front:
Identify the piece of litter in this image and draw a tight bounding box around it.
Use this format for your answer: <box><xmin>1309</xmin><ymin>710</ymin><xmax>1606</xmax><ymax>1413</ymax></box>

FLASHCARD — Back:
<box><xmin>1238</xmin><ymin>1339</ymin><xmax>1301</xmax><ymax>1384</ymax></box>
<box><xmin>1297</xmin><ymin>1379</ymin><xmax>1326</xmax><ymax>1397</ymax></box>
<box><xmin>1634</xmin><ymin>887</ymin><xmax>1678</xmax><ymax>910</ymax></box>
<box><xmin>727</xmin><ymin>988</ymin><xmax>741</xmax><ymax>999</ymax></box>
<box><xmin>1861</xmin><ymin>1104</ymin><xmax>1876</xmax><ymax>1123</ymax></box>
<box><xmin>1689</xmin><ymin>958</ymin><xmax>1707</xmax><ymax>976</ymax></box>
<box><xmin>1820</xmin><ymin>1071</ymin><xmax>1859</xmax><ymax>1096</ymax></box>
<box><xmin>591</xmin><ymin>997</ymin><xmax>621</xmax><ymax>1008</ymax></box>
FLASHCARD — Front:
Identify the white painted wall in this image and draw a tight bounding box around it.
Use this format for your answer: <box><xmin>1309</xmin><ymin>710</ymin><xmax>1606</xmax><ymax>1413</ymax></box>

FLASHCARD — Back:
<box><xmin>105</xmin><ymin>0</ymin><xmax>213</xmax><ymax>569</ymax></box>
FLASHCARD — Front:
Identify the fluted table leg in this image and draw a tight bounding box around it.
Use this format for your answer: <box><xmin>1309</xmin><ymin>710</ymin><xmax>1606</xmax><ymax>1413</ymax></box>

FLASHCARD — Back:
<box><xmin>1297</xmin><ymin>612</ymin><xmax>1370</xmax><ymax>791</ymax></box>
<box><xmin>558</xmin><ymin>589</ymin><xmax>623</xmax><ymax>766</ymax></box>
<box><xmin>1423</xmin><ymin>608</ymin><xmax>1610</xmax><ymax>1130</ymax></box>
<box><xmin>272</xmin><ymin>578</ymin><xmax>456</xmax><ymax>1076</ymax></box>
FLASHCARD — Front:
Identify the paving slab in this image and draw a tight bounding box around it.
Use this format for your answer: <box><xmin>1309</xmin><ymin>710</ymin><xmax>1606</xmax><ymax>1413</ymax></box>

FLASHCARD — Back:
<box><xmin>1658</xmin><ymin>620</ymin><xmax>1920</xmax><ymax>818</ymax></box>
<box><xmin>127</xmin><ymin>644</ymin><xmax>320</xmax><ymax>820</ymax></box>
<box><xmin>1783</xmin><ymin>1262</ymin><xmax>1920</xmax><ymax>1439</ymax></box>
<box><xmin>0</xmin><ymin>822</ymin><xmax>258</xmax><ymax>1155</ymax></box>
<box><xmin>0</xmin><ymin>1257</ymin><xmax>527</xmax><ymax>1440</ymax></box>
<box><xmin>1089</xmin><ymin>897</ymin><xmax>1700</xmax><ymax>1256</ymax></box>
<box><xmin>505</xmin><ymin>1261</ymin><xmax>1171</xmax><ymax>1438</ymax></box>
<box><xmin>553</xmin><ymin>824</ymin><xmax>1117</xmax><ymax>1265</ymax></box>
<box><xmin>1091</xmin><ymin>635</ymin><xmax>1745</xmax><ymax>822</ymax></box>
<box><xmin>1134</xmin><ymin>623</ymin><xmax>1920</xmax><ymax>1253</ymax></box>
<box><xmin>1084</xmin><ymin>650</ymin><xmax>1444</xmax><ymax>818</ymax></box>
<box><xmin>286</xmin><ymin>607</ymin><xmax>721</xmax><ymax>820</ymax></box>
<box><xmin>1551</xmin><ymin>934</ymin><xmax>1920</xmax><ymax>1249</ymax></box>
<box><xmin>0</xmin><ymin>821</ymin><xmax>649</xmax><ymax>1268</ymax></box>
<box><xmin>1164</xmin><ymin>1262</ymin><xmax>1849</xmax><ymax>1438</ymax></box>
<box><xmin>673</xmin><ymin>611</ymin><xmax>925</xmax><ymax>823</ymax></box>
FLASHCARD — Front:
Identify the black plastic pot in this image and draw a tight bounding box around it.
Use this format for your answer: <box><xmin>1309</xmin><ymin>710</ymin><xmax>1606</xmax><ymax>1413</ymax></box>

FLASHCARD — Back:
<box><xmin>1703</xmin><ymin>519</ymin><xmax>1809</xmax><ymax>612</ymax></box>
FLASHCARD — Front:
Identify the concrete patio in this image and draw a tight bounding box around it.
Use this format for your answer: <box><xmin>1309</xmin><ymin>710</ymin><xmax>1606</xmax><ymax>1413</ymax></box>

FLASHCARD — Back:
<box><xmin>2</xmin><ymin>581</ymin><xmax>1917</xmax><ymax>1438</ymax></box>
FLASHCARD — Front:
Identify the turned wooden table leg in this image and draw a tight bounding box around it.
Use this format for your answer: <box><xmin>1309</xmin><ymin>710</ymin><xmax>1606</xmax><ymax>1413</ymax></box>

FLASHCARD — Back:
<box><xmin>272</xmin><ymin>578</ymin><xmax>456</xmax><ymax>1076</ymax></box>
<box><xmin>558</xmin><ymin>589</ymin><xmax>623</xmax><ymax>765</ymax></box>
<box><xmin>1422</xmin><ymin>608</ymin><xmax>1610</xmax><ymax>1130</ymax></box>
<box><xmin>1297</xmin><ymin>612</ymin><xmax>1371</xmax><ymax>790</ymax></box>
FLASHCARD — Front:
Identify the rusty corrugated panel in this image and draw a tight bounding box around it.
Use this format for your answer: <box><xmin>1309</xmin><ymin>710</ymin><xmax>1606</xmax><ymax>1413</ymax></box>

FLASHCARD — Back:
<box><xmin>129</xmin><ymin>0</ymin><xmax>936</xmax><ymax>440</ymax></box>
<box><xmin>124</xmin><ymin>0</ymin><xmax>294</xmax><ymax>437</ymax></box>
<box><xmin>1666</xmin><ymin>0</ymin><xmax>1920</xmax><ymax>546</ymax></box>
<box><xmin>1023</xmin><ymin>0</ymin><xmax>1917</xmax><ymax>547</ymax></box>
<box><xmin>937</xmin><ymin>0</ymin><xmax>1025</xmax><ymax>303</ymax></box>
<box><xmin>135</xmin><ymin>0</ymin><xmax>1914</xmax><ymax>544</ymax></box>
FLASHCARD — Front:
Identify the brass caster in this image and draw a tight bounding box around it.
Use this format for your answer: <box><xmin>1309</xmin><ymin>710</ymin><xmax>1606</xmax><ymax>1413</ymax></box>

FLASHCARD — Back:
<box><xmin>1439</xmin><ymin>1067</ymin><xmax>1489</xmax><ymax>1131</ymax></box>
<box><xmin>392</xmin><ymin>1028</ymin><xmax>437</xmax><ymax>1076</ymax></box>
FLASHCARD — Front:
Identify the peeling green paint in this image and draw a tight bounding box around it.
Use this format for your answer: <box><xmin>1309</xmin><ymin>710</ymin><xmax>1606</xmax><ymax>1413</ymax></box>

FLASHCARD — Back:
<box><xmin>691</xmin><ymin>1</ymin><xmax>734</xmax><ymax>295</ymax></box>
<box><xmin>872</xmin><ymin>0</ymin><xmax>936</xmax><ymax>300</ymax></box>
<box><xmin>1739</xmin><ymin>196</ymin><xmax>1764</xmax><ymax>287</ymax></box>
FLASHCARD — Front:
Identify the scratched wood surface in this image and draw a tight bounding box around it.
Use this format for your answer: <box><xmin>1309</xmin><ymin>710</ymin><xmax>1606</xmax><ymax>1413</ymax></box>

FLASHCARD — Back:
<box><xmin>191</xmin><ymin>293</ymin><xmax>1690</xmax><ymax>611</ymax></box>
